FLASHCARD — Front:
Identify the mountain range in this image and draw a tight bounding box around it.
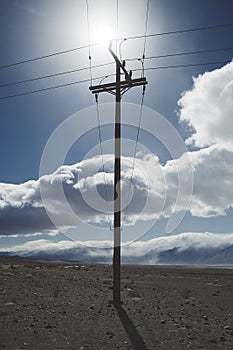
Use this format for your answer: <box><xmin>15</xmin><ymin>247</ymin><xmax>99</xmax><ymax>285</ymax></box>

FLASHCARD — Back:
<box><xmin>1</xmin><ymin>232</ymin><xmax>233</xmax><ymax>266</ymax></box>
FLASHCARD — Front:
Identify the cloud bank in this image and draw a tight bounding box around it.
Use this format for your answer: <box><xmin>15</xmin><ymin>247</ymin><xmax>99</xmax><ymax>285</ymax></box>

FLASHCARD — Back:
<box><xmin>1</xmin><ymin>232</ymin><xmax>233</xmax><ymax>265</ymax></box>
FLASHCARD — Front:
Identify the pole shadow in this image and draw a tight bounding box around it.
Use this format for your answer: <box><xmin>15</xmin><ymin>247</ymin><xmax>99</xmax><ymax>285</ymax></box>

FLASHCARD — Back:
<box><xmin>114</xmin><ymin>302</ymin><xmax>149</xmax><ymax>350</ymax></box>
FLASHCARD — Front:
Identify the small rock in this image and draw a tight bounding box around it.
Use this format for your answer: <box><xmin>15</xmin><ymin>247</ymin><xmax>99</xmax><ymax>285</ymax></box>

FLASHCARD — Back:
<box><xmin>53</xmin><ymin>289</ymin><xmax>59</xmax><ymax>298</ymax></box>
<box><xmin>107</xmin><ymin>300</ymin><xmax>113</xmax><ymax>307</ymax></box>
<box><xmin>127</xmin><ymin>289</ymin><xmax>140</xmax><ymax>298</ymax></box>
<box><xmin>106</xmin><ymin>331</ymin><xmax>115</xmax><ymax>339</ymax></box>
<box><xmin>180</xmin><ymin>290</ymin><xmax>193</xmax><ymax>300</ymax></box>
<box><xmin>220</xmin><ymin>336</ymin><xmax>226</xmax><ymax>342</ymax></box>
<box><xmin>44</xmin><ymin>324</ymin><xmax>52</xmax><ymax>329</ymax></box>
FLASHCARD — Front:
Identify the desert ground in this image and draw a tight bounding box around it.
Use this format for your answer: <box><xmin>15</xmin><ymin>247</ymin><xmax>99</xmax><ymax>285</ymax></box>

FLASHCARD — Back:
<box><xmin>0</xmin><ymin>256</ymin><xmax>233</xmax><ymax>350</ymax></box>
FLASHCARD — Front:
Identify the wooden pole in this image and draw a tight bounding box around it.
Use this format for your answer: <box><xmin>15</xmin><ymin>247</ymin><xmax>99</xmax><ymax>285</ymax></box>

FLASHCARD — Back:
<box><xmin>89</xmin><ymin>44</ymin><xmax>147</xmax><ymax>305</ymax></box>
<box><xmin>113</xmin><ymin>60</ymin><xmax>121</xmax><ymax>305</ymax></box>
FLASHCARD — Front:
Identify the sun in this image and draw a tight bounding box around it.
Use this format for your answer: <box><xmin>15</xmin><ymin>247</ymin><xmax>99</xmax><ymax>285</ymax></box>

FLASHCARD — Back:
<box><xmin>92</xmin><ymin>24</ymin><xmax>115</xmax><ymax>47</ymax></box>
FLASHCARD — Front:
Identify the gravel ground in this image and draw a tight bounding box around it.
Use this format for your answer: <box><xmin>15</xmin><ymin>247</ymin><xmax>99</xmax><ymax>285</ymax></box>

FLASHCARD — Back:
<box><xmin>0</xmin><ymin>256</ymin><xmax>233</xmax><ymax>350</ymax></box>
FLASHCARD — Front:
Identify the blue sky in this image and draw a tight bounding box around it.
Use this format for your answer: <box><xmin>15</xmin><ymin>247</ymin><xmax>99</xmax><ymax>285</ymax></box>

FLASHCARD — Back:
<box><xmin>0</xmin><ymin>0</ymin><xmax>233</xmax><ymax>252</ymax></box>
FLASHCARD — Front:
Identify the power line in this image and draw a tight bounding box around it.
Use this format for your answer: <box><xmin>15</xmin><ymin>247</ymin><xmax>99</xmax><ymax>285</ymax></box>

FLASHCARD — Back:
<box><xmin>95</xmin><ymin>93</ymin><xmax>112</xmax><ymax>230</ymax></box>
<box><xmin>126</xmin><ymin>46</ymin><xmax>233</xmax><ymax>62</ymax></box>
<box><xmin>134</xmin><ymin>0</ymin><xmax>148</xmax><ymax>160</ymax></box>
<box><xmin>122</xmin><ymin>85</ymin><xmax>146</xmax><ymax>228</ymax></box>
<box><xmin>124</xmin><ymin>22</ymin><xmax>233</xmax><ymax>41</ymax></box>
<box><xmin>0</xmin><ymin>44</ymin><xmax>94</xmax><ymax>71</ymax></box>
<box><xmin>1</xmin><ymin>46</ymin><xmax>232</xmax><ymax>88</ymax></box>
<box><xmin>137</xmin><ymin>59</ymin><xmax>232</xmax><ymax>72</ymax></box>
<box><xmin>0</xmin><ymin>62</ymin><xmax>114</xmax><ymax>88</ymax></box>
<box><xmin>0</xmin><ymin>74</ymin><xmax>115</xmax><ymax>100</ymax></box>
<box><xmin>142</xmin><ymin>0</ymin><xmax>150</xmax><ymax>73</ymax></box>
<box><xmin>116</xmin><ymin>0</ymin><xmax>119</xmax><ymax>55</ymax></box>
<box><xmin>0</xmin><ymin>22</ymin><xmax>233</xmax><ymax>71</ymax></box>
<box><xmin>86</xmin><ymin>1</ymin><xmax>110</xmax><ymax>228</ymax></box>
<box><xmin>86</xmin><ymin>0</ymin><xmax>93</xmax><ymax>85</ymax></box>
<box><xmin>0</xmin><ymin>60</ymin><xmax>231</xmax><ymax>100</ymax></box>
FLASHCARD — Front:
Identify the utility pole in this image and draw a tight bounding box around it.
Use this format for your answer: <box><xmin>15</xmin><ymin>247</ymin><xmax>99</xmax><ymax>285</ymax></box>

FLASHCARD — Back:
<box><xmin>89</xmin><ymin>42</ymin><xmax>147</xmax><ymax>305</ymax></box>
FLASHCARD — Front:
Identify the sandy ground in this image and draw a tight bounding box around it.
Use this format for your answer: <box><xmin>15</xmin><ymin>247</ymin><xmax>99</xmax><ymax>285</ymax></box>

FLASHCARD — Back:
<box><xmin>0</xmin><ymin>256</ymin><xmax>233</xmax><ymax>350</ymax></box>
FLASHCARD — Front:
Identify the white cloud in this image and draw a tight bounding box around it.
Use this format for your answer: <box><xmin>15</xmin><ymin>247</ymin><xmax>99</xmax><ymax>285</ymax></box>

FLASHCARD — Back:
<box><xmin>188</xmin><ymin>146</ymin><xmax>233</xmax><ymax>217</ymax></box>
<box><xmin>178</xmin><ymin>61</ymin><xmax>233</xmax><ymax>148</ymax></box>
<box><xmin>1</xmin><ymin>145</ymin><xmax>233</xmax><ymax>235</ymax></box>
<box><xmin>174</xmin><ymin>61</ymin><xmax>233</xmax><ymax>217</ymax></box>
<box><xmin>2</xmin><ymin>232</ymin><xmax>233</xmax><ymax>264</ymax></box>
<box><xmin>0</xmin><ymin>155</ymin><xmax>166</xmax><ymax>235</ymax></box>
<box><xmin>165</xmin><ymin>145</ymin><xmax>233</xmax><ymax>217</ymax></box>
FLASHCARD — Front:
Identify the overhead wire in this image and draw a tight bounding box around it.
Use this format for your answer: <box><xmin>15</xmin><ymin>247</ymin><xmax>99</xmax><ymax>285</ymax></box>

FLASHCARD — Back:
<box><xmin>86</xmin><ymin>0</ymin><xmax>111</xmax><ymax>230</ymax></box>
<box><xmin>86</xmin><ymin>0</ymin><xmax>93</xmax><ymax>85</ymax></box>
<box><xmin>0</xmin><ymin>22</ymin><xmax>233</xmax><ymax>70</ymax></box>
<box><xmin>0</xmin><ymin>60</ymin><xmax>232</xmax><ymax>100</ymax></box>
<box><xmin>122</xmin><ymin>0</ymin><xmax>149</xmax><ymax>227</ymax></box>
<box><xmin>126</xmin><ymin>46</ymin><xmax>233</xmax><ymax>62</ymax></box>
<box><xmin>124</xmin><ymin>22</ymin><xmax>233</xmax><ymax>41</ymax></box>
<box><xmin>141</xmin><ymin>0</ymin><xmax>150</xmax><ymax>76</ymax></box>
<box><xmin>1</xmin><ymin>59</ymin><xmax>232</xmax><ymax>100</ymax></box>
<box><xmin>0</xmin><ymin>62</ymin><xmax>114</xmax><ymax>88</ymax></box>
<box><xmin>95</xmin><ymin>93</ymin><xmax>112</xmax><ymax>230</ymax></box>
<box><xmin>0</xmin><ymin>74</ymin><xmax>115</xmax><ymax>100</ymax></box>
<box><xmin>111</xmin><ymin>21</ymin><xmax>233</xmax><ymax>72</ymax></box>
<box><xmin>0</xmin><ymin>43</ymin><xmax>93</xmax><ymax>70</ymax></box>
<box><xmin>122</xmin><ymin>84</ymin><xmax>146</xmax><ymax>229</ymax></box>
<box><xmin>119</xmin><ymin>39</ymin><xmax>126</xmax><ymax>62</ymax></box>
<box><xmin>116</xmin><ymin>0</ymin><xmax>119</xmax><ymax>56</ymax></box>
<box><xmin>135</xmin><ymin>59</ymin><xmax>232</xmax><ymax>72</ymax></box>
<box><xmin>1</xmin><ymin>46</ymin><xmax>232</xmax><ymax>89</ymax></box>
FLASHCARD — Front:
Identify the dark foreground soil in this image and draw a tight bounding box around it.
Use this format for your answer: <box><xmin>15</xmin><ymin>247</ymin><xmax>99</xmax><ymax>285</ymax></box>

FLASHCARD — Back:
<box><xmin>0</xmin><ymin>256</ymin><xmax>233</xmax><ymax>350</ymax></box>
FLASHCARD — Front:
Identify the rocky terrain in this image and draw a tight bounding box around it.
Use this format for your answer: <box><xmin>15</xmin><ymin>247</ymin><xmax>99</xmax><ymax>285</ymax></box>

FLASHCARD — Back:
<box><xmin>0</xmin><ymin>256</ymin><xmax>233</xmax><ymax>349</ymax></box>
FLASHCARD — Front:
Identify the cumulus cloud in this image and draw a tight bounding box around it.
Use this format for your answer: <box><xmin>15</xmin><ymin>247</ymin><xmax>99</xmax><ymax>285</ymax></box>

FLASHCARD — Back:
<box><xmin>1</xmin><ymin>145</ymin><xmax>233</xmax><ymax>235</ymax></box>
<box><xmin>165</xmin><ymin>145</ymin><xmax>233</xmax><ymax>217</ymax></box>
<box><xmin>0</xmin><ymin>155</ymin><xmax>166</xmax><ymax>235</ymax></box>
<box><xmin>0</xmin><ymin>181</ymin><xmax>55</xmax><ymax>235</ymax></box>
<box><xmin>187</xmin><ymin>146</ymin><xmax>233</xmax><ymax>216</ymax></box>
<box><xmin>178</xmin><ymin>61</ymin><xmax>233</xmax><ymax>148</ymax></box>
<box><xmin>174</xmin><ymin>61</ymin><xmax>233</xmax><ymax>217</ymax></box>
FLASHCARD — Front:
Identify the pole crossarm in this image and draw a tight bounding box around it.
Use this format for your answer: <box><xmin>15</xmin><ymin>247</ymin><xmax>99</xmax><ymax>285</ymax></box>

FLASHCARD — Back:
<box><xmin>89</xmin><ymin>77</ymin><xmax>147</xmax><ymax>95</ymax></box>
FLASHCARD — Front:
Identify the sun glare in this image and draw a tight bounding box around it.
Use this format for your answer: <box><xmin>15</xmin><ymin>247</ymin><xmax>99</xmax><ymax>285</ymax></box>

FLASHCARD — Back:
<box><xmin>92</xmin><ymin>25</ymin><xmax>115</xmax><ymax>47</ymax></box>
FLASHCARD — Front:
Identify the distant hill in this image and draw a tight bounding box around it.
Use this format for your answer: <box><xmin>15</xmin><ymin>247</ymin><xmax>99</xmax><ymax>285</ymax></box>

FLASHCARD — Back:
<box><xmin>1</xmin><ymin>233</ymin><xmax>233</xmax><ymax>266</ymax></box>
<box><xmin>204</xmin><ymin>245</ymin><xmax>233</xmax><ymax>265</ymax></box>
